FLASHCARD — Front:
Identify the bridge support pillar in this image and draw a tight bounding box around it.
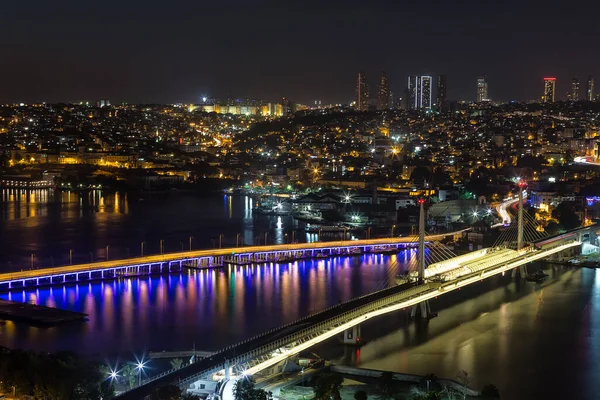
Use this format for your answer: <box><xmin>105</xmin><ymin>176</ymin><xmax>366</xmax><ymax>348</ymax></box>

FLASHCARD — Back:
<box><xmin>410</xmin><ymin>300</ymin><xmax>435</xmax><ymax>319</ymax></box>
<box><xmin>511</xmin><ymin>265</ymin><xmax>528</xmax><ymax>278</ymax></box>
<box><xmin>343</xmin><ymin>325</ymin><xmax>361</xmax><ymax>345</ymax></box>
<box><xmin>224</xmin><ymin>359</ymin><xmax>230</xmax><ymax>380</ymax></box>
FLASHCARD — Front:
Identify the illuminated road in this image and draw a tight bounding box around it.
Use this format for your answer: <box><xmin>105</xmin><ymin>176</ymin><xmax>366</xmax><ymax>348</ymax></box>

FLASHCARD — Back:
<box><xmin>491</xmin><ymin>193</ymin><xmax>527</xmax><ymax>228</ymax></box>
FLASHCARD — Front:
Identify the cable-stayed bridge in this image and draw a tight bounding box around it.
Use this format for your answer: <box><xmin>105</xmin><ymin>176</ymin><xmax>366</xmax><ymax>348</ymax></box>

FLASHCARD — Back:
<box><xmin>116</xmin><ymin>192</ymin><xmax>597</xmax><ymax>400</ymax></box>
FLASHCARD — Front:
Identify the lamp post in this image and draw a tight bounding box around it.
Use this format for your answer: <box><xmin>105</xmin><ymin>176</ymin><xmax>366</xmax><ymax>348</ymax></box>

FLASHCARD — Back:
<box><xmin>69</xmin><ymin>249</ymin><xmax>73</xmax><ymax>265</ymax></box>
<box><xmin>105</xmin><ymin>245</ymin><xmax>109</xmax><ymax>260</ymax></box>
<box><xmin>160</xmin><ymin>240</ymin><xmax>164</xmax><ymax>254</ymax></box>
<box><xmin>30</xmin><ymin>253</ymin><xmax>34</xmax><ymax>270</ymax></box>
<box><xmin>141</xmin><ymin>241</ymin><xmax>145</xmax><ymax>256</ymax></box>
<box><xmin>391</xmin><ymin>225</ymin><xmax>396</xmax><ymax>237</ymax></box>
<box><xmin>219</xmin><ymin>234</ymin><xmax>223</xmax><ymax>249</ymax></box>
<box><xmin>189</xmin><ymin>236</ymin><xmax>193</xmax><ymax>251</ymax></box>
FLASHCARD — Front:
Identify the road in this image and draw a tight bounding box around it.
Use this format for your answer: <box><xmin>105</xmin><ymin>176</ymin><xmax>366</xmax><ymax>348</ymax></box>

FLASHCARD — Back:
<box><xmin>491</xmin><ymin>193</ymin><xmax>527</xmax><ymax>228</ymax></box>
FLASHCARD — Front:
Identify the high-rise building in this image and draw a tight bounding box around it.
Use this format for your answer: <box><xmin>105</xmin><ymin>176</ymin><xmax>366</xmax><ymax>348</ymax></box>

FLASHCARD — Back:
<box><xmin>377</xmin><ymin>71</ymin><xmax>391</xmax><ymax>110</ymax></box>
<box><xmin>587</xmin><ymin>76</ymin><xmax>595</xmax><ymax>101</ymax></box>
<box><xmin>570</xmin><ymin>77</ymin><xmax>580</xmax><ymax>101</ymax></box>
<box><xmin>408</xmin><ymin>75</ymin><xmax>433</xmax><ymax>110</ymax></box>
<box><xmin>476</xmin><ymin>77</ymin><xmax>489</xmax><ymax>102</ymax></box>
<box><xmin>436</xmin><ymin>74</ymin><xmax>447</xmax><ymax>109</ymax></box>
<box><xmin>355</xmin><ymin>71</ymin><xmax>369</xmax><ymax>111</ymax></box>
<box><xmin>543</xmin><ymin>77</ymin><xmax>556</xmax><ymax>103</ymax></box>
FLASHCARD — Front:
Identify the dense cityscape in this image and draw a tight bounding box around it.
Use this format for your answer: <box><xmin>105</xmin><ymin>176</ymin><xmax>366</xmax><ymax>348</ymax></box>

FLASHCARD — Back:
<box><xmin>3</xmin><ymin>1</ymin><xmax>600</xmax><ymax>399</ymax></box>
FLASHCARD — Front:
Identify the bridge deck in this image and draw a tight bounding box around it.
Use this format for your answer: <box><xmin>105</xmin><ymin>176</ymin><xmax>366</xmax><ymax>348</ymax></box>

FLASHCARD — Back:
<box><xmin>0</xmin><ymin>230</ymin><xmax>469</xmax><ymax>287</ymax></box>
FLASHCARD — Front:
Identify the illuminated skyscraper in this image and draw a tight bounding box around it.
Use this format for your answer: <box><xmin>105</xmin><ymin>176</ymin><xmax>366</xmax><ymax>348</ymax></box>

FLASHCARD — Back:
<box><xmin>355</xmin><ymin>71</ymin><xmax>369</xmax><ymax>111</ymax></box>
<box><xmin>543</xmin><ymin>77</ymin><xmax>556</xmax><ymax>103</ymax></box>
<box><xmin>476</xmin><ymin>77</ymin><xmax>489</xmax><ymax>102</ymax></box>
<box><xmin>436</xmin><ymin>74</ymin><xmax>447</xmax><ymax>109</ymax></box>
<box><xmin>587</xmin><ymin>76</ymin><xmax>595</xmax><ymax>101</ymax></box>
<box><xmin>408</xmin><ymin>75</ymin><xmax>433</xmax><ymax>110</ymax></box>
<box><xmin>570</xmin><ymin>77</ymin><xmax>579</xmax><ymax>101</ymax></box>
<box><xmin>377</xmin><ymin>71</ymin><xmax>391</xmax><ymax>110</ymax></box>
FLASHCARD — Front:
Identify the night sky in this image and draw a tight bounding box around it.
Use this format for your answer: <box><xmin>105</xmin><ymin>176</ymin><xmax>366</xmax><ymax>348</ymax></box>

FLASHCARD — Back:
<box><xmin>2</xmin><ymin>0</ymin><xmax>599</xmax><ymax>104</ymax></box>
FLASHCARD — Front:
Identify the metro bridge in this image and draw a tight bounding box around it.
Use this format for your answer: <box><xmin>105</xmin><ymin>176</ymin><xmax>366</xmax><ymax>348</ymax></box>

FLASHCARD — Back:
<box><xmin>116</xmin><ymin>191</ymin><xmax>598</xmax><ymax>399</ymax></box>
<box><xmin>0</xmin><ymin>231</ymin><xmax>467</xmax><ymax>291</ymax></box>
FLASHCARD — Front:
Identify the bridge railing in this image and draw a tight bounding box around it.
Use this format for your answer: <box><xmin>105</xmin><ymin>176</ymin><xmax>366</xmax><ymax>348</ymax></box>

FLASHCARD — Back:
<box><xmin>178</xmin><ymin>284</ymin><xmax>435</xmax><ymax>384</ymax></box>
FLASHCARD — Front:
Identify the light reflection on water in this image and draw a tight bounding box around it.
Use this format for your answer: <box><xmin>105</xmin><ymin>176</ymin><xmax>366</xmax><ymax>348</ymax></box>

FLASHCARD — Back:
<box><xmin>0</xmin><ymin>254</ymin><xmax>410</xmax><ymax>357</ymax></box>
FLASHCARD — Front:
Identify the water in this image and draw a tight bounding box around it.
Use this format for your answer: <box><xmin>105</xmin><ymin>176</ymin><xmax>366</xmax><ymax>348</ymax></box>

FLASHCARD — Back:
<box><xmin>1</xmin><ymin>189</ymin><xmax>600</xmax><ymax>399</ymax></box>
<box><xmin>0</xmin><ymin>189</ymin><xmax>312</xmax><ymax>268</ymax></box>
<box><xmin>0</xmin><ymin>255</ymin><xmax>403</xmax><ymax>357</ymax></box>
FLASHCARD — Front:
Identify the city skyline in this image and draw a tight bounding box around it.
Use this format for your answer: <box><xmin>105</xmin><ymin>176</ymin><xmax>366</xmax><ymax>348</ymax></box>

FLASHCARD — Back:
<box><xmin>2</xmin><ymin>1</ymin><xmax>600</xmax><ymax>104</ymax></box>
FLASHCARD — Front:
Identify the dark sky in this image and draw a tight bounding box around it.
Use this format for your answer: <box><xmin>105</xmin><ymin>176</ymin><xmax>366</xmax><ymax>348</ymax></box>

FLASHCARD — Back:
<box><xmin>1</xmin><ymin>0</ymin><xmax>599</xmax><ymax>104</ymax></box>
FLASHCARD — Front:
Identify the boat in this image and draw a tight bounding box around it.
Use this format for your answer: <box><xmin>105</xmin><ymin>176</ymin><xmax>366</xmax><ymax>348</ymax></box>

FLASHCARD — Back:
<box><xmin>254</xmin><ymin>207</ymin><xmax>291</xmax><ymax>216</ymax></box>
<box><xmin>526</xmin><ymin>270</ymin><xmax>549</xmax><ymax>283</ymax></box>
<box><xmin>376</xmin><ymin>246</ymin><xmax>399</xmax><ymax>255</ymax></box>
<box><xmin>294</xmin><ymin>211</ymin><xmax>324</xmax><ymax>223</ymax></box>
<box><xmin>305</xmin><ymin>225</ymin><xmax>348</xmax><ymax>233</ymax></box>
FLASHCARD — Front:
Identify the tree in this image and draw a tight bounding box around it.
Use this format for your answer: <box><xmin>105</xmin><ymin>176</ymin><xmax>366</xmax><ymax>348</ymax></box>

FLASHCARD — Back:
<box><xmin>481</xmin><ymin>384</ymin><xmax>500</xmax><ymax>399</ymax></box>
<box><xmin>170</xmin><ymin>358</ymin><xmax>184</xmax><ymax>370</ymax></box>
<box><xmin>233</xmin><ymin>377</ymin><xmax>273</xmax><ymax>400</ymax></box>
<box><xmin>377</xmin><ymin>371</ymin><xmax>395</xmax><ymax>399</ymax></box>
<box><xmin>354</xmin><ymin>389</ymin><xmax>368</xmax><ymax>400</ymax></box>
<box><xmin>551</xmin><ymin>202</ymin><xmax>581</xmax><ymax>231</ymax></box>
<box><xmin>154</xmin><ymin>384</ymin><xmax>182</xmax><ymax>400</ymax></box>
<box><xmin>455</xmin><ymin>370</ymin><xmax>471</xmax><ymax>400</ymax></box>
<box><xmin>311</xmin><ymin>372</ymin><xmax>344</xmax><ymax>400</ymax></box>
<box><xmin>545</xmin><ymin>221</ymin><xmax>560</xmax><ymax>235</ymax></box>
<box><xmin>410</xmin><ymin>166</ymin><xmax>432</xmax><ymax>184</ymax></box>
<box><xmin>121</xmin><ymin>364</ymin><xmax>137</xmax><ymax>389</ymax></box>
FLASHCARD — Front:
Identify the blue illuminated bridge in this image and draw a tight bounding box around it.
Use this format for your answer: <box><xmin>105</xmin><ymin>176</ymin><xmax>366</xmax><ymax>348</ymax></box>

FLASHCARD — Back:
<box><xmin>0</xmin><ymin>231</ymin><xmax>468</xmax><ymax>291</ymax></box>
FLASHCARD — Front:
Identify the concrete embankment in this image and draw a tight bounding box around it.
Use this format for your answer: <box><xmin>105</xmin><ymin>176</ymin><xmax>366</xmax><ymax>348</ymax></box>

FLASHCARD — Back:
<box><xmin>0</xmin><ymin>299</ymin><xmax>87</xmax><ymax>326</ymax></box>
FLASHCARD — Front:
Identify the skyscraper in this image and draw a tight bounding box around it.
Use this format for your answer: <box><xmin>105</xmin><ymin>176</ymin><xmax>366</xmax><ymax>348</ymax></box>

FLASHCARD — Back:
<box><xmin>436</xmin><ymin>75</ymin><xmax>447</xmax><ymax>109</ymax></box>
<box><xmin>355</xmin><ymin>71</ymin><xmax>369</xmax><ymax>111</ymax></box>
<box><xmin>543</xmin><ymin>77</ymin><xmax>556</xmax><ymax>103</ymax></box>
<box><xmin>587</xmin><ymin>76</ymin><xmax>595</xmax><ymax>101</ymax></box>
<box><xmin>476</xmin><ymin>77</ymin><xmax>489</xmax><ymax>102</ymax></box>
<box><xmin>408</xmin><ymin>75</ymin><xmax>433</xmax><ymax>110</ymax></box>
<box><xmin>377</xmin><ymin>71</ymin><xmax>391</xmax><ymax>110</ymax></box>
<box><xmin>570</xmin><ymin>77</ymin><xmax>579</xmax><ymax>101</ymax></box>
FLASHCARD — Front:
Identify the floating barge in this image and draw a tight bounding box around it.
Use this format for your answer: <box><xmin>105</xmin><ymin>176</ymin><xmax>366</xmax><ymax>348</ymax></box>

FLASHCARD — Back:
<box><xmin>0</xmin><ymin>299</ymin><xmax>87</xmax><ymax>327</ymax></box>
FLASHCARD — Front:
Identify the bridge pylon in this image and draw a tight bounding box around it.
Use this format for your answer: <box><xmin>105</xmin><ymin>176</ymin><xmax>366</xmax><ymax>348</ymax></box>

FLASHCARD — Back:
<box><xmin>412</xmin><ymin>199</ymin><xmax>434</xmax><ymax>319</ymax></box>
<box><xmin>512</xmin><ymin>182</ymin><xmax>528</xmax><ymax>278</ymax></box>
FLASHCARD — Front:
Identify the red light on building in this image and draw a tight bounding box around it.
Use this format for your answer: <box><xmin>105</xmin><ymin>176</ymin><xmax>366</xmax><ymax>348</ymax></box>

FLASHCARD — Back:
<box><xmin>544</xmin><ymin>77</ymin><xmax>556</xmax><ymax>81</ymax></box>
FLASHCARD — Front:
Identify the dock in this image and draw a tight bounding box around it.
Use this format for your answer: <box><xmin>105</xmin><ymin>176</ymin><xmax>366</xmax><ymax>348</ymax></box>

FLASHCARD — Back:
<box><xmin>0</xmin><ymin>299</ymin><xmax>88</xmax><ymax>326</ymax></box>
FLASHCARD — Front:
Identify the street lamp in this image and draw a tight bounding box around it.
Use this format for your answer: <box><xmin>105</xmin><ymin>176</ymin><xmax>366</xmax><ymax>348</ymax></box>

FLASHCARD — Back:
<box><xmin>141</xmin><ymin>241</ymin><xmax>145</xmax><ymax>256</ymax></box>
<box><xmin>189</xmin><ymin>236</ymin><xmax>193</xmax><ymax>251</ymax></box>
<box><xmin>135</xmin><ymin>360</ymin><xmax>147</xmax><ymax>386</ymax></box>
